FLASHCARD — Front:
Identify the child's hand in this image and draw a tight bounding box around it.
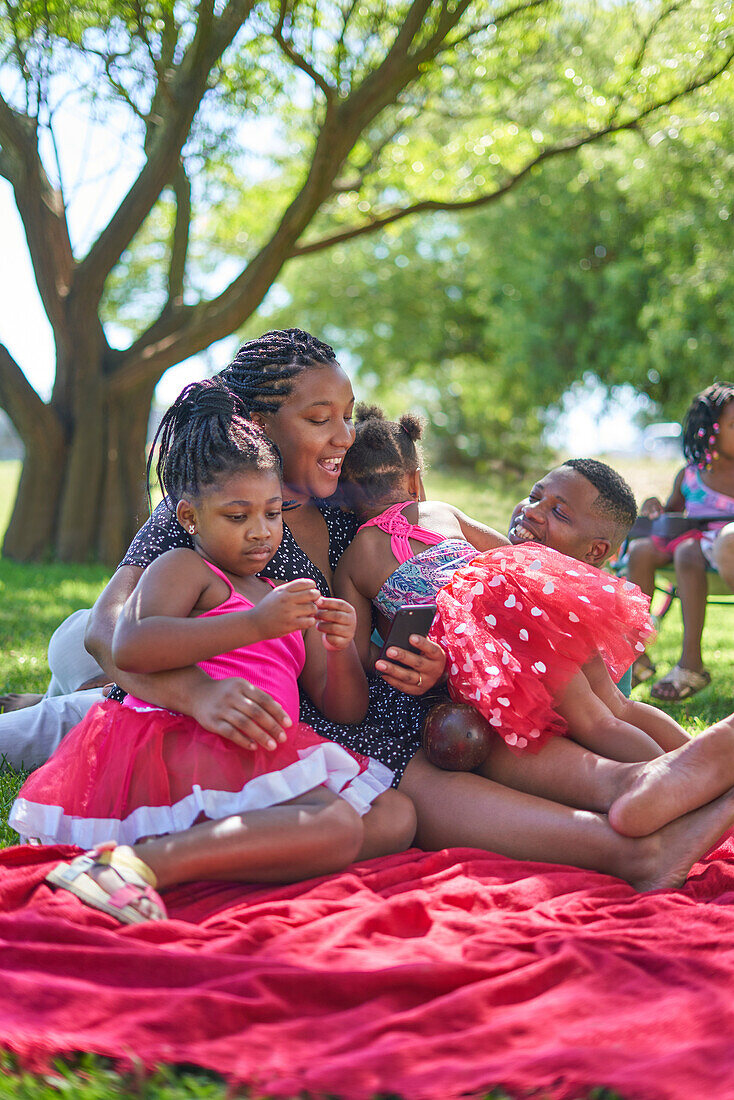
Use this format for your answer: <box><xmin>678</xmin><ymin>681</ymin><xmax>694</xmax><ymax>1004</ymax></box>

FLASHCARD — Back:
<box><xmin>314</xmin><ymin>596</ymin><xmax>357</xmax><ymax>651</ymax></box>
<box><xmin>255</xmin><ymin>578</ymin><xmax>321</xmax><ymax>637</ymax></box>
<box><xmin>640</xmin><ymin>496</ymin><xmax>664</xmax><ymax>519</ymax></box>
<box><xmin>376</xmin><ymin>635</ymin><xmax>446</xmax><ymax>695</ymax></box>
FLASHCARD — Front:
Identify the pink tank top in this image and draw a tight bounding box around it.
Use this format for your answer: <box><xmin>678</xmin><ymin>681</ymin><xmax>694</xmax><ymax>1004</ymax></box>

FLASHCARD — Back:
<box><xmin>124</xmin><ymin>560</ymin><xmax>305</xmax><ymax>724</ymax></box>
<box><xmin>358</xmin><ymin>501</ymin><xmax>445</xmax><ymax>563</ymax></box>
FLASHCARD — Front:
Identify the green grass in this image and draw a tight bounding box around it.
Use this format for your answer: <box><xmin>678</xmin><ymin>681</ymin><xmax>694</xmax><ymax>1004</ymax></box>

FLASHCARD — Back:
<box><xmin>0</xmin><ymin>457</ymin><xmax>721</xmax><ymax>1100</ymax></box>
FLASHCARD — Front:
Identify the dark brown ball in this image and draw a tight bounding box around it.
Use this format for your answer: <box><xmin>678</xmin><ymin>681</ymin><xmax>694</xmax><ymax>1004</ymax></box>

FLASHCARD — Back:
<box><xmin>422</xmin><ymin>703</ymin><xmax>492</xmax><ymax>771</ymax></box>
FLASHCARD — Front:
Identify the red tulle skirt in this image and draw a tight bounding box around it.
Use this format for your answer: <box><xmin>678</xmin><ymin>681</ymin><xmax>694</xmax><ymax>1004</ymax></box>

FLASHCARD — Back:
<box><xmin>431</xmin><ymin>544</ymin><xmax>655</xmax><ymax>753</ymax></box>
<box><xmin>10</xmin><ymin>701</ymin><xmax>393</xmax><ymax>847</ymax></box>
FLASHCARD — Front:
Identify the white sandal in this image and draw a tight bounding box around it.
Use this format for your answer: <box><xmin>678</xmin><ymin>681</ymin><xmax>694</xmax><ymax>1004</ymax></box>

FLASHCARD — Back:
<box><xmin>650</xmin><ymin>664</ymin><xmax>711</xmax><ymax>703</ymax></box>
<box><xmin>46</xmin><ymin>842</ymin><xmax>167</xmax><ymax>924</ymax></box>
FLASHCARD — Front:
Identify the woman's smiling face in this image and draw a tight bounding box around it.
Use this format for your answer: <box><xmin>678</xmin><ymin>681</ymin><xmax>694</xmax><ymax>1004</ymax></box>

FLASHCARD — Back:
<box><xmin>255</xmin><ymin>362</ymin><xmax>356</xmax><ymax>501</ymax></box>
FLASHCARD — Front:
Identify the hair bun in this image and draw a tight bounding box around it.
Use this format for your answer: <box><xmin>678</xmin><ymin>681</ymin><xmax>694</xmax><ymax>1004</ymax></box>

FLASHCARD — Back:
<box><xmin>398</xmin><ymin>412</ymin><xmax>424</xmax><ymax>443</ymax></box>
<box><xmin>177</xmin><ymin>378</ymin><xmax>243</xmax><ymax>421</ymax></box>
<box><xmin>354</xmin><ymin>402</ymin><xmax>385</xmax><ymax>425</ymax></box>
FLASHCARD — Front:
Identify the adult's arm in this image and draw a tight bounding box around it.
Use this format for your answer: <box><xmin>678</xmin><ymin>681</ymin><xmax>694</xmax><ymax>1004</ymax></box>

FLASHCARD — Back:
<box><xmin>85</xmin><ymin>566</ymin><xmax>142</xmax><ymax>677</ymax></box>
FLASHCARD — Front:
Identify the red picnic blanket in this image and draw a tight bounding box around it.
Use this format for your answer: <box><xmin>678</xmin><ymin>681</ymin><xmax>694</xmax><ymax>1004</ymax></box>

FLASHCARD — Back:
<box><xmin>3</xmin><ymin>839</ymin><xmax>734</xmax><ymax>1100</ymax></box>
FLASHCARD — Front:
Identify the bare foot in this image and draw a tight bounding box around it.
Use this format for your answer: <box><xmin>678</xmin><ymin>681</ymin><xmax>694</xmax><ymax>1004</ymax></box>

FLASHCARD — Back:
<box><xmin>0</xmin><ymin>692</ymin><xmax>44</xmax><ymax>713</ymax></box>
<box><xmin>609</xmin><ymin>715</ymin><xmax>734</xmax><ymax>837</ymax></box>
<box><xmin>626</xmin><ymin>787</ymin><xmax>734</xmax><ymax>892</ymax></box>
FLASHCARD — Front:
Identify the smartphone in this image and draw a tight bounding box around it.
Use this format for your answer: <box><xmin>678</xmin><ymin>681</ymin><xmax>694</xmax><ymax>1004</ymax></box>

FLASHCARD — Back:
<box><xmin>379</xmin><ymin>603</ymin><xmax>437</xmax><ymax>666</ymax></box>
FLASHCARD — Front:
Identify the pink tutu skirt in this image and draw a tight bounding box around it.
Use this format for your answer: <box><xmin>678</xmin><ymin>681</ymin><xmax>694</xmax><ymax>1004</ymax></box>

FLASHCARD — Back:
<box><xmin>10</xmin><ymin>701</ymin><xmax>393</xmax><ymax>847</ymax></box>
<box><xmin>431</xmin><ymin>544</ymin><xmax>655</xmax><ymax>753</ymax></box>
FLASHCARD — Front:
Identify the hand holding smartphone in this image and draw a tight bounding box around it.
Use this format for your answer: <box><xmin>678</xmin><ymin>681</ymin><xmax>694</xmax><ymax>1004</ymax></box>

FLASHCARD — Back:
<box><xmin>379</xmin><ymin>603</ymin><xmax>437</xmax><ymax>668</ymax></box>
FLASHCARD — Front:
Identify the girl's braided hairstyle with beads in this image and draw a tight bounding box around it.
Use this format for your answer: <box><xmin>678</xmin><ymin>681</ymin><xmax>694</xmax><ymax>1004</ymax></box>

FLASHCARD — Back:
<box><xmin>148</xmin><ymin>378</ymin><xmax>282</xmax><ymax>511</ymax></box>
<box><xmin>338</xmin><ymin>403</ymin><xmax>424</xmax><ymax>511</ymax></box>
<box><xmin>683</xmin><ymin>382</ymin><xmax>734</xmax><ymax>470</ymax></box>
<box><xmin>218</xmin><ymin>328</ymin><xmax>339</xmax><ymax>415</ymax></box>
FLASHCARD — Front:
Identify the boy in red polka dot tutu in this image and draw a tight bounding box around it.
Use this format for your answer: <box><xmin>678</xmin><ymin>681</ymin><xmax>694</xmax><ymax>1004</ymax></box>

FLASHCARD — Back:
<box><xmin>335</xmin><ymin>405</ymin><xmax>690</xmax><ymax>764</ymax></box>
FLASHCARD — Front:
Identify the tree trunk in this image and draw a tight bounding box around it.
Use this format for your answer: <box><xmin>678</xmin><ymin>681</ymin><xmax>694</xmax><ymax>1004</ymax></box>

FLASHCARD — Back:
<box><xmin>3</xmin><ymin>368</ymin><xmax>155</xmax><ymax>568</ymax></box>
<box><xmin>2</xmin><ymin>428</ymin><xmax>66</xmax><ymax>561</ymax></box>
<box><xmin>98</xmin><ymin>376</ymin><xmax>157</xmax><ymax>567</ymax></box>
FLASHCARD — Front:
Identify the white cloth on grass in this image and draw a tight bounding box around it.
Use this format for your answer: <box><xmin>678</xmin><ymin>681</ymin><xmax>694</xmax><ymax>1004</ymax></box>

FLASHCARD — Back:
<box><xmin>1</xmin><ymin>608</ymin><xmax>102</xmax><ymax>771</ymax></box>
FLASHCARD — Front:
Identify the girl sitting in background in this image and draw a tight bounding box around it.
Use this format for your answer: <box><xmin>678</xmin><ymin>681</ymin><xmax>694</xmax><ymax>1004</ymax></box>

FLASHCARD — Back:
<box><xmin>10</xmin><ymin>382</ymin><xmax>412</xmax><ymax>924</ymax></box>
<box><xmin>627</xmin><ymin>382</ymin><xmax>734</xmax><ymax>701</ymax></box>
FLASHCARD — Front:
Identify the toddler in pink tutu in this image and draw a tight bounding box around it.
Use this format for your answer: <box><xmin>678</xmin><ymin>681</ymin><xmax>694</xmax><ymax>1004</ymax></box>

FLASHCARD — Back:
<box><xmin>335</xmin><ymin>404</ymin><xmax>691</xmax><ymax>764</ymax></box>
<box><xmin>10</xmin><ymin>382</ymin><xmax>411</xmax><ymax>924</ymax></box>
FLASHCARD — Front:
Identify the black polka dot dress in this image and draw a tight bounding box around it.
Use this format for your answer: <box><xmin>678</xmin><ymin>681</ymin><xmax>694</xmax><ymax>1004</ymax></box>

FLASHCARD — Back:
<box><xmin>114</xmin><ymin>499</ymin><xmax>438</xmax><ymax>784</ymax></box>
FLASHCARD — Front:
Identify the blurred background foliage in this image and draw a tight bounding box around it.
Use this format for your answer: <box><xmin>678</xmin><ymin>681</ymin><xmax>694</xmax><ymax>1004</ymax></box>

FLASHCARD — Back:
<box><xmin>254</xmin><ymin>83</ymin><xmax>733</xmax><ymax>470</ymax></box>
<box><xmin>96</xmin><ymin>2</ymin><xmax>733</xmax><ymax>474</ymax></box>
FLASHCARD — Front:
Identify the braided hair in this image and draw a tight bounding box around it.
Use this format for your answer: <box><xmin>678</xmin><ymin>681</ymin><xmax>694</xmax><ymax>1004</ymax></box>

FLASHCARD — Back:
<box><xmin>338</xmin><ymin>403</ymin><xmax>424</xmax><ymax>511</ymax></box>
<box><xmin>682</xmin><ymin>382</ymin><xmax>734</xmax><ymax>469</ymax></box>
<box><xmin>218</xmin><ymin>328</ymin><xmax>339</xmax><ymax>415</ymax></box>
<box><xmin>148</xmin><ymin>378</ymin><xmax>282</xmax><ymax>510</ymax></box>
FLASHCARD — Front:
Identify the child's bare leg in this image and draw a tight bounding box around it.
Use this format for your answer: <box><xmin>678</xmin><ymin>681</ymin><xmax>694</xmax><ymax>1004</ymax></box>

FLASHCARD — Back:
<box><xmin>556</xmin><ymin>671</ymin><xmax>664</xmax><ymax>762</ymax></box>
<box><xmin>610</xmin><ymin>714</ymin><xmax>734</xmax><ymax>836</ymax></box>
<box><xmin>674</xmin><ymin>539</ymin><xmax>708</xmax><ymax>674</ymax></box>
<box><xmin>140</xmin><ymin>788</ymin><xmax>363</xmax><ymax>887</ymax></box>
<box><xmin>626</xmin><ymin>537</ymin><xmax>671</xmax><ymax>599</ymax></box>
<box><xmin>358</xmin><ymin>788</ymin><xmax>416</xmax><ymax>860</ymax></box>
<box><xmin>584</xmin><ymin>655</ymin><xmax>689</xmax><ymax>751</ymax></box>
<box><xmin>83</xmin><ymin>788</ymin><xmax>364</xmax><ymax>919</ymax></box>
<box><xmin>400</xmin><ymin>750</ymin><xmax>734</xmax><ymax>892</ymax></box>
<box><xmin>481</xmin><ymin>735</ymin><xmax>632</xmax><ymax>812</ymax></box>
<box><xmin>626</xmin><ymin>537</ymin><xmax>670</xmax><ymax>678</ymax></box>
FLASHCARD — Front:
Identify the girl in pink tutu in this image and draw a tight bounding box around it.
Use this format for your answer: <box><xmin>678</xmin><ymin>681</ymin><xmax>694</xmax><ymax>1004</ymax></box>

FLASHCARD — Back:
<box><xmin>10</xmin><ymin>382</ymin><xmax>412</xmax><ymax>924</ymax></box>
<box><xmin>335</xmin><ymin>405</ymin><xmax>689</xmax><ymax>764</ymax></box>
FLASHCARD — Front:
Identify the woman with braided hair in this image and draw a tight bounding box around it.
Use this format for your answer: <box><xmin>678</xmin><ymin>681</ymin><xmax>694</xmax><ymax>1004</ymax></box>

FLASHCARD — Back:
<box><xmin>627</xmin><ymin>382</ymin><xmax>734</xmax><ymax>701</ymax></box>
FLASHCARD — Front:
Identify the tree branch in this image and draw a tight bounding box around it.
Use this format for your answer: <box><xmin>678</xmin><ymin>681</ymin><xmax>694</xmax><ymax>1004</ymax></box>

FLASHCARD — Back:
<box><xmin>73</xmin><ymin>0</ymin><xmax>256</xmax><ymax>307</ymax></box>
<box><xmin>290</xmin><ymin>48</ymin><xmax>734</xmax><ymax>258</ymax></box>
<box><xmin>0</xmin><ymin>343</ymin><xmax>63</xmax><ymax>450</ymax></box>
<box><xmin>166</xmin><ymin>161</ymin><xmax>191</xmax><ymax>309</ymax></box>
<box><xmin>273</xmin><ymin>0</ymin><xmax>335</xmax><ymax>101</ymax></box>
<box><xmin>607</xmin><ymin>1</ymin><xmax>686</xmax><ymax>127</ymax></box>
<box><xmin>107</xmin><ymin>2</ymin><xmax>733</xmax><ymax>396</ymax></box>
<box><xmin>431</xmin><ymin>0</ymin><xmax>550</xmax><ymax>56</ymax></box>
<box><xmin>334</xmin><ymin>0</ymin><xmax>360</xmax><ymax>84</ymax></box>
<box><xmin>0</xmin><ymin>93</ymin><xmax>74</xmax><ymax>337</ymax></box>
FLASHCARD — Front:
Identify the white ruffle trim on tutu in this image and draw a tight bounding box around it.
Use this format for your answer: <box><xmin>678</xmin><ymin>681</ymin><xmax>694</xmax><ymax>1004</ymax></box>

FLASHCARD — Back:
<box><xmin>10</xmin><ymin>743</ymin><xmax>395</xmax><ymax>848</ymax></box>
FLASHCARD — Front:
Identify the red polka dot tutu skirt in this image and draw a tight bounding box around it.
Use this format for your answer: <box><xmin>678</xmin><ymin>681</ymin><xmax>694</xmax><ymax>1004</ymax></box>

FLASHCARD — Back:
<box><xmin>10</xmin><ymin>700</ymin><xmax>393</xmax><ymax>846</ymax></box>
<box><xmin>431</xmin><ymin>544</ymin><xmax>655</xmax><ymax>753</ymax></box>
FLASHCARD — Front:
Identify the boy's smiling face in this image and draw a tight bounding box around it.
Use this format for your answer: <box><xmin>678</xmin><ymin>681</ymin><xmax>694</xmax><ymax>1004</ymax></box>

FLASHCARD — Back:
<box><xmin>509</xmin><ymin>466</ymin><xmax>615</xmax><ymax>566</ymax></box>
